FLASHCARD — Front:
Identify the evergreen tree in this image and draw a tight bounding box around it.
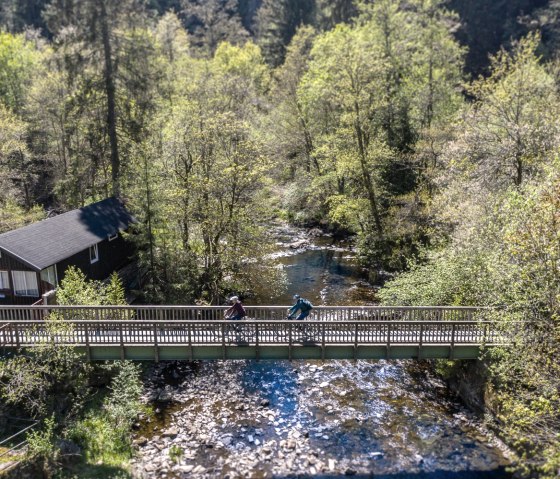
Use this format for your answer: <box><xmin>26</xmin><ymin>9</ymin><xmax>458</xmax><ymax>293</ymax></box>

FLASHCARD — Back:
<box><xmin>180</xmin><ymin>0</ymin><xmax>249</xmax><ymax>56</ymax></box>
<box><xmin>254</xmin><ymin>0</ymin><xmax>314</xmax><ymax>66</ymax></box>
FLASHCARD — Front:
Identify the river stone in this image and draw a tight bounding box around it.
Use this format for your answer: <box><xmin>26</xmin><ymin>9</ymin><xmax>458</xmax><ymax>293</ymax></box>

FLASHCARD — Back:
<box><xmin>177</xmin><ymin>465</ymin><xmax>194</xmax><ymax>473</ymax></box>
<box><xmin>319</xmin><ymin>381</ymin><xmax>329</xmax><ymax>388</ymax></box>
<box><xmin>133</xmin><ymin>436</ymin><xmax>148</xmax><ymax>447</ymax></box>
<box><xmin>157</xmin><ymin>389</ymin><xmax>173</xmax><ymax>402</ymax></box>
<box><xmin>162</xmin><ymin>427</ymin><xmax>179</xmax><ymax>438</ymax></box>
<box><xmin>345</xmin><ymin>467</ymin><xmax>357</xmax><ymax>476</ymax></box>
<box><xmin>260</xmin><ymin>399</ymin><xmax>270</xmax><ymax>407</ymax></box>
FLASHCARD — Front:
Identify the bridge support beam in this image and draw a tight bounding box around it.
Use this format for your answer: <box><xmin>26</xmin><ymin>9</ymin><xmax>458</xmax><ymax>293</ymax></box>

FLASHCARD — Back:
<box><xmin>1</xmin><ymin>344</ymin><xmax>483</xmax><ymax>361</ymax></box>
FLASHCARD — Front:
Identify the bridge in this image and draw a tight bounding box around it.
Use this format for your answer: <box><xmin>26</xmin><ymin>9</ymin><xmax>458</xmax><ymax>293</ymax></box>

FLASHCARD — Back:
<box><xmin>0</xmin><ymin>305</ymin><xmax>505</xmax><ymax>361</ymax></box>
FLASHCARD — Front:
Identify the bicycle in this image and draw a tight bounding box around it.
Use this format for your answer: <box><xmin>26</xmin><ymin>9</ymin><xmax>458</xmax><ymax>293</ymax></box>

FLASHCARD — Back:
<box><xmin>282</xmin><ymin>314</ymin><xmax>319</xmax><ymax>343</ymax></box>
<box><xmin>225</xmin><ymin>315</ymin><xmax>255</xmax><ymax>344</ymax></box>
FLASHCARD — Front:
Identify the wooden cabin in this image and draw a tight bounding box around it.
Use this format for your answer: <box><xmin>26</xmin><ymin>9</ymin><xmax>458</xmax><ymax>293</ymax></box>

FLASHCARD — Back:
<box><xmin>0</xmin><ymin>197</ymin><xmax>135</xmax><ymax>305</ymax></box>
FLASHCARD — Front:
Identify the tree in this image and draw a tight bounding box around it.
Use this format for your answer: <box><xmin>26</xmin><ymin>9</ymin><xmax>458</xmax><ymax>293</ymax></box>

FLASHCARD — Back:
<box><xmin>44</xmin><ymin>0</ymin><xmax>157</xmax><ymax>197</ymax></box>
<box><xmin>445</xmin><ymin>33</ymin><xmax>560</xmax><ymax>191</ymax></box>
<box><xmin>264</xmin><ymin>26</ymin><xmax>318</xmax><ymax>177</ymax></box>
<box><xmin>254</xmin><ymin>0</ymin><xmax>314</xmax><ymax>66</ymax></box>
<box><xmin>0</xmin><ymin>103</ymin><xmax>45</xmax><ymax>214</ymax></box>
<box><xmin>313</xmin><ymin>0</ymin><xmax>358</xmax><ymax>31</ymax></box>
<box><xmin>0</xmin><ymin>31</ymin><xmax>41</xmax><ymax>113</ymax></box>
<box><xmin>180</xmin><ymin>0</ymin><xmax>249</xmax><ymax>56</ymax></box>
<box><xmin>129</xmin><ymin>41</ymin><xmax>284</xmax><ymax>303</ymax></box>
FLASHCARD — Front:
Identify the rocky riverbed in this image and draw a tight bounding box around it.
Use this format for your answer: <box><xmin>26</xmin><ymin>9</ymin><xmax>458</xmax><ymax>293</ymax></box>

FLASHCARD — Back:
<box><xmin>131</xmin><ymin>227</ymin><xmax>514</xmax><ymax>479</ymax></box>
<box><xmin>132</xmin><ymin>360</ymin><xmax>513</xmax><ymax>479</ymax></box>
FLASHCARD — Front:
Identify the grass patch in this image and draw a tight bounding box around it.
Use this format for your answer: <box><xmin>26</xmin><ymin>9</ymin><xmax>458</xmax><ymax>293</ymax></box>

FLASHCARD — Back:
<box><xmin>54</xmin><ymin>461</ymin><xmax>131</xmax><ymax>479</ymax></box>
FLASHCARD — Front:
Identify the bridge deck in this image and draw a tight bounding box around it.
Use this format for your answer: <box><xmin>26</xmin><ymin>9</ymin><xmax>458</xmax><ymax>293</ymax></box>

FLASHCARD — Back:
<box><xmin>0</xmin><ymin>306</ymin><xmax>503</xmax><ymax>361</ymax></box>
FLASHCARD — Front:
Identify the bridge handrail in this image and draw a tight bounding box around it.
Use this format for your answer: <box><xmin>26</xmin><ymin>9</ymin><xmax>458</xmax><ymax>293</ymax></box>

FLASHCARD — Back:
<box><xmin>0</xmin><ymin>305</ymin><xmax>488</xmax><ymax>310</ymax></box>
<box><xmin>0</xmin><ymin>305</ymin><xmax>491</xmax><ymax>325</ymax></box>
<box><xmin>0</xmin><ymin>318</ymin><xmax>507</xmax><ymax>352</ymax></box>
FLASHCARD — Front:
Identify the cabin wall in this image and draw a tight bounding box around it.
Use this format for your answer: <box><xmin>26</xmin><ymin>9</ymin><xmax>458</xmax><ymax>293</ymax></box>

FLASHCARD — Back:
<box><xmin>0</xmin><ymin>250</ymin><xmax>41</xmax><ymax>305</ymax></box>
<box><xmin>55</xmin><ymin>234</ymin><xmax>134</xmax><ymax>283</ymax></box>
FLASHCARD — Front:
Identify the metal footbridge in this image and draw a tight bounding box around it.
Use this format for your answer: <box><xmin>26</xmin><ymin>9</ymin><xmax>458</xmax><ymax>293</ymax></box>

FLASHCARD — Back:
<box><xmin>0</xmin><ymin>306</ymin><xmax>504</xmax><ymax>361</ymax></box>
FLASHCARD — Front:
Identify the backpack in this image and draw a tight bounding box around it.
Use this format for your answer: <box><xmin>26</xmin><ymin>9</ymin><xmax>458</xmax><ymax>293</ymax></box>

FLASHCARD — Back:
<box><xmin>299</xmin><ymin>299</ymin><xmax>313</xmax><ymax>312</ymax></box>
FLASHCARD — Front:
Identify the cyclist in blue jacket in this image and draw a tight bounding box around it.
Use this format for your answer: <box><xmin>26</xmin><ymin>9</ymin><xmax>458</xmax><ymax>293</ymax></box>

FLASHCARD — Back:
<box><xmin>288</xmin><ymin>294</ymin><xmax>313</xmax><ymax>320</ymax></box>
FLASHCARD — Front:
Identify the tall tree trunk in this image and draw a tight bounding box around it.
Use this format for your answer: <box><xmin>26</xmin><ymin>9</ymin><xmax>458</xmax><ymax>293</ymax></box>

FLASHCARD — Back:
<box><xmin>354</xmin><ymin>102</ymin><xmax>383</xmax><ymax>237</ymax></box>
<box><xmin>100</xmin><ymin>0</ymin><xmax>120</xmax><ymax>197</ymax></box>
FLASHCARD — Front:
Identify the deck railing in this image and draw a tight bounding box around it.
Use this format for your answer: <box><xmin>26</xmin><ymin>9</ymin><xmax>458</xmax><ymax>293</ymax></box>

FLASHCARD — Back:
<box><xmin>0</xmin><ymin>319</ymin><xmax>503</xmax><ymax>348</ymax></box>
<box><xmin>0</xmin><ymin>305</ymin><xmax>488</xmax><ymax>323</ymax></box>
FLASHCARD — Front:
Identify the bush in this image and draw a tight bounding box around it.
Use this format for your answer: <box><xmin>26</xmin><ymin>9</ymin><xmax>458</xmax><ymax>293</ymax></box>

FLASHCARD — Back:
<box><xmin>67</xmin><ymin>361</ymin><xmax>144</xmax><ymax>467</ymax></box>
<box><xmin>27</xmin><ymin>416</ymin><xmax>60</xmax><ymax>478</ymax></box>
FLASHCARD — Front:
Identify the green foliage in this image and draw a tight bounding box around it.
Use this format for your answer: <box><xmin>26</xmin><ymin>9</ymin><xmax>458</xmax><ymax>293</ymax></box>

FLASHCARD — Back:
<box><xmin>105</xmin><ymin>273</ymin><xmax>127</xmax><ymax>306</ymax></box>
<box><xmin>56</xmin><ymin>267</ymin><xmax>102</xmax><ymax>307</ymax></box>
<box><xmin>290</xmin><ymin>0</ymin><xmax>464</xmax><ymax>267</ymax></box>
<box><xmin>449</xmin><ymin>33</ymin><xmax>560</xmax><ymax>189</ymax></box>
<box><xmin>0</xmin><ymin>31</ymin><xmax>41</xmax><ymax>112</ymax></box>
<box><xmin>67</xmin><ymin>362</ymin><xmax>144</xmax><ymax>467</ymax></box>
<box><xmin>56</xmin><ymin>266</ymin><xmax>127</xmax><ymax>307</ymax></box>
<box><xmin>0</xmin><ymin>198</ymin><xmax>43</xmax><ymax>234</ymax></box>
<box><xmin>26</xmin><ymin>415</ymin><xmax>60</xmax><ymax>478</ymax></box>
<box><xmin>128</xmin><ymin>39</ymin><xmax>285</xmax><ymax>304</ymax></box>
<box><xmin>168</xmin><ymin>444</ymin><xmax>183</xmax><ymax>463</ymax></box>
<box><xmin>380</xmin><ymin>157</ymin><xmax>560</xmax><ymax>478</ymax></box>
<box><xmin>255</xmin><ymin>0</ymin><xmax>314</xmax><ymax>66</ymax></box>
<box><xmin>0</xmin><ymin>320</ymin><xmax>91</xmax><ymax>419</ymax></box>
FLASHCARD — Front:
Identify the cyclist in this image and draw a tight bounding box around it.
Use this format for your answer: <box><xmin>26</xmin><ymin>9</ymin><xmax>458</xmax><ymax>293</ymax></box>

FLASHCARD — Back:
<box><xmin>225</xmin><ymin>296</ymin><xmax>246</xmax><ymax>336</ymax></box>
<box><xmin>225</xmin><ymin>296</ymin><xmax>246</xmax><ymax>321</ymax></box>
<box><xmin>287</xmin><ymin>294</ymin><xmax>313</xmax><ymax>321</ymax></box>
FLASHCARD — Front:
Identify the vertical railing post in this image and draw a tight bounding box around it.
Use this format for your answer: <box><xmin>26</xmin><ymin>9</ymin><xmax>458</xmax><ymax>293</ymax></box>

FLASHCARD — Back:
<box><xmin>188</xmin><ymin>322</ymin><xmax>193</xmax><ymax>361</ymax></box>
<box><xmin>288</xmin><ymin>322</ymin><xmax>292</xmax><ymax>361</ymax></box>
<box><xmin>450</xmin><ymin>323</ymin><xmax>456</xmax><ymax>359</ymax></box>
<box><xmin>15</xmin><ymin>323</ymin><xmax>20</xmax><ymax>349</ymax></box>
<box><xmin>222</xmin><ymin>322</ymin><xmax>226</xmax><ymax>360</ymax></box>
<box><xmin>353</xmin><ymin>323</ymin><xmax>358</xmax><ymax>361</ymax></box>
<box><xmin>255</xmin><ymin>322</ymin><xmax>260</xmax><ymax>362</ymax></box>
<box><xmin>85</xmin><ymin>323</ymin><xmax>91</xmax><ymax>361</ymax></box>
<box><xmin>386</xmin><ymin>323</ymin><xmax>391</xmax><ymax>359</ymax></box>
<box><xmin>153</xmin><ymin>322</ymin><xmax>159</xmax><ymax>363</ymax></box>
<box><xmin>418</xmin><ymin>323</ymin><xmax>423</xmax><ymax>360</ymax></box>
<box><xmin>321</xmin><ymin>322</ymin><xmax>325</xmax><ymax>361</ymax></box>
<box><xmin>119</xmin><ymin>322</ymin><xmax>124</xmax><ymax>360</ymax></box>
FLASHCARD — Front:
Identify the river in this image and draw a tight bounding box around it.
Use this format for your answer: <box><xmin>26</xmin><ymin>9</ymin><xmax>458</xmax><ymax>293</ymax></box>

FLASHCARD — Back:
<box><xmin>132</xmin><ymin>226</ymin><xmax>513</xmax><ymax>478</ymax></box>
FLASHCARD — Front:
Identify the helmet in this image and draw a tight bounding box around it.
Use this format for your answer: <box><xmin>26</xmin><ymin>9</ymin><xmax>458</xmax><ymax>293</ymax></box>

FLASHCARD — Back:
<box><xmin>230</xmin><ymin>296</ymin><xmax>239</xmax><ymax>302</ymax></box>
<box><xmin>293</xmin><ymin>294</ymin><xmax>300</xmax><ymax>300</ymax></box>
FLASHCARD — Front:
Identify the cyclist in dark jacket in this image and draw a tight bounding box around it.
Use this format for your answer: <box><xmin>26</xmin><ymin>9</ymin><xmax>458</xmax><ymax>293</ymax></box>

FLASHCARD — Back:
<box><xmin>225</xmin><ymin>296</ymin><xmax>246</xmax><ymax>320</ymax></box>
<box><xmin>288</xmin><ymin>294</ymin><xmax>313</xmax><ymax>320</ymax></box>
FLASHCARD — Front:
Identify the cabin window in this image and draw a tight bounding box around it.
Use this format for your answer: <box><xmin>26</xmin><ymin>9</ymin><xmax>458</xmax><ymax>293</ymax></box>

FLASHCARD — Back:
<box><xmin>40</xmin><ymin>266</ymin><xmax>58</xmax><ymax>288</ymax></box>
<box><xmin>108</xmin><ymin>232</ymin><xmax>118</xmax><ymax>242</ymax></box>
<box><xmin>89</xmin><ymin>244</ymin><xmax>99</xmax><ymax>264</ymax></box>
<box><xmin>12</xmin><ymin>271</ymin><xmax>39</xmax><ymax>297</ymax></box>
<box><xmin>0</xmin><ymin>271</ymin><xmax>8</xmax><ymax>289</ymax></box>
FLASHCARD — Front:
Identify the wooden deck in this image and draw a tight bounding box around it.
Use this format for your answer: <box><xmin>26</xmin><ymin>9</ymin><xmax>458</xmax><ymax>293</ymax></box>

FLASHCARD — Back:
<box><xmin>0</xmin><ymin>306</ymin><xmax>504</xmax><ymax>361</ymax></box>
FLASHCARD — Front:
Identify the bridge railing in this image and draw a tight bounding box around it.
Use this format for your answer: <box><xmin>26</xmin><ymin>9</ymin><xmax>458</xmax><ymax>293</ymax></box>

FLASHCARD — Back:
<box><xmin>0</xmin><ymin>305</ymin><xmax>488</xmax><ymax>323</ymax></box>
<box><xmin>0</xmin><ymin>319</ymin><xmax>504</xmax><ymax>349</ymax></box>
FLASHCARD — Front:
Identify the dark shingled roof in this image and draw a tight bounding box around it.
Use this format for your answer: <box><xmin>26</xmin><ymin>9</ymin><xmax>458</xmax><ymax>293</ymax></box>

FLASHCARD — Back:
<box><xmin>0</xmin><ymin>197</ymin><xmax>135</xmax><ymax>271</ymax></box>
